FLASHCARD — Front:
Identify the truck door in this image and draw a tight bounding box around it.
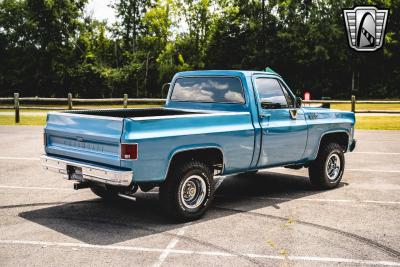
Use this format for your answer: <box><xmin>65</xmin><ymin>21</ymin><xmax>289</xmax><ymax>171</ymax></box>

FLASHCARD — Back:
<box><xmin>254</xmin><ymin>76</ymin><xmax>308</xmax><ymax>167</ymax></box>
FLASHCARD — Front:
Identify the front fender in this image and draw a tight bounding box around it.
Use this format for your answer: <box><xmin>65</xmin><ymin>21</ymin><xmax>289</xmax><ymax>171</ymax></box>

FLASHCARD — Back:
<box><xmin>312</xmin><ymin>130</ymin><xmax>350</xmax><ymax>160</ymax></box>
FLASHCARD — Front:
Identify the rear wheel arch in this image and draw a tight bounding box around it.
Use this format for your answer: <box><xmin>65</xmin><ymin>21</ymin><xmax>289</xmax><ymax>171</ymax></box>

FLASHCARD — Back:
<box><xmin>166</xmin><ymin>147</ymin><xmax>224</xmax><ymax>179</ymax></box>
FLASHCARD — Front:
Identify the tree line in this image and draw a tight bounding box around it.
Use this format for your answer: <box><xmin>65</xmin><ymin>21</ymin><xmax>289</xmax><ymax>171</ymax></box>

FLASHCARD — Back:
<box><xmin>0</xmin><ymin>0</ymin><xmax>399</xmax><ymax>99</ymax></box>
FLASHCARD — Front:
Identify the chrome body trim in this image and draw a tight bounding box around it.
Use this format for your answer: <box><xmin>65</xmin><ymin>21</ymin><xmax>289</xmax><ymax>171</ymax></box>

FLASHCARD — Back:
<box><xmin>47</xmin><ymin>110</ymin><xmax>124</xmax><ymax>121</ymax></box>
<box><xmin>40</xmin><ymin>155</ymin><xmax>133</xmax><ymax>186</ymax></box>
<box><xmin>130</xmin><ymin>111</ymin><xmax>250</xmax><ymax>121</ymax></box>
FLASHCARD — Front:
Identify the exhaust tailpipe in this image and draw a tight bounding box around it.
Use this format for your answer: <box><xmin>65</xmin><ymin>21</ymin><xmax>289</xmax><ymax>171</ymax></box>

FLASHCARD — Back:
<box><xmin>73</xmin><ymin>182</ymin><xmax>90</xmax><ymax>190</ymax></box>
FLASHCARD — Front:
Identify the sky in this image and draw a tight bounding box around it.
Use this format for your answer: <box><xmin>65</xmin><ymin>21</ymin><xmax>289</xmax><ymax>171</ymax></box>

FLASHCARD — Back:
<box><xmin>85</xmin><ymin>0</ymin><xmax>116</xmax><ymax>25</ymax></box>
<box><xmin>84</xmin><ymin>0</ymin><xmax>187</xmax><ymax>34</ymax></box>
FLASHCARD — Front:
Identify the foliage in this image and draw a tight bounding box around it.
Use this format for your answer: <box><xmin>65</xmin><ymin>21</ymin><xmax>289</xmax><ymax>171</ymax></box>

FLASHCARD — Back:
<box><xmin>0</xmin><ymin>0</ymin><xmax>399</xmax><ymax>99</ymax></box>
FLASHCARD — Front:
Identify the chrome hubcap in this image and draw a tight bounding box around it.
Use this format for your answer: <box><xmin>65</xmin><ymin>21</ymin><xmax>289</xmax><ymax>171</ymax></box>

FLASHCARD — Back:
<box><xmin>180</xmin><ymin>175</ymin><xmax>206</xmax><ymax>209</ymax></box>
<box><xmin>326</xmin><ymin>153</ymin><xmax>341</xmax><ymax>180</ymax></box>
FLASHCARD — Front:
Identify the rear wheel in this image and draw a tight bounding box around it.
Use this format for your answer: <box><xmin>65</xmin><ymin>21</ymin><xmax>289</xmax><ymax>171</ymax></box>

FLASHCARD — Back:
<box><xmin>309</xmin><ymin>142</ymin><xmax>345</xmax><ymax>189</ymax></box>
<box><xmin>90</xmin><ymin>185</ymin><xmax>120</xmax><ymax>200</ymax></box>
<box><xmin>159</xmin><ymin>160</ymin><xmax>214</xmax><ymax>221</ymax></box>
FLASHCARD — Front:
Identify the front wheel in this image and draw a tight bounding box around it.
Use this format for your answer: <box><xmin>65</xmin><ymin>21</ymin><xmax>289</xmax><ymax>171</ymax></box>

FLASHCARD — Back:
<box><xmin>159</xmin><ymin>161</ymin><xmax>214</xmax><ymax>221</ymax></box>
<box><xmin>308</xmin><ymin>143</ymin><xmax>345</xmax><ymax>189</ymax></box>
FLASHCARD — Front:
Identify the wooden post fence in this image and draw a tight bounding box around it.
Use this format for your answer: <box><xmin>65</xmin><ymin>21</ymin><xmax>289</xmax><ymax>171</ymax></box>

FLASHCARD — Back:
<box><xmin>351</xmin><ymin>95</ymin><xmax>356</xmax><ymax>113</ymax></box>
<box><xmin>14</xmin><ymin>93</ymin><xmax>20</xmax><ymax>123</ymax></box>
<box><xmin>3</xmin><ymin>93</ymin><xmax>400</xmax><ymax>125</ymax></box>
<box><xmin>68</xmin><ymin>93</ymin><xmax>73</xmax><ymax>110</ymax></box>
<box><xmin>123</xmin><ymin>94</ymin><xmax>128</xmax><ymax>108</ymax></box>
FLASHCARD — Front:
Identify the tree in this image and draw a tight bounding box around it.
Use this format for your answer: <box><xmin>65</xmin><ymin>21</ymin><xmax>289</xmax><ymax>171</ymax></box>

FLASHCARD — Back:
<box><xmin>0</xmin><ymin>0</ymin><xmax>87</xmax><ymax>96</ymax></box>
<box><xmin>0</xmin><ymin>0</ymin><xmax>399</xmax><ymax>99</ymax></box>
<box><xmin>175</xmin><ymin>0</ymin><xmax>215</xmax><ymax>68</ymax></box>
<box><xmin>112</xmin><ymin>0</ymin><xmax>151</xmax><ymax>53</ymax></box>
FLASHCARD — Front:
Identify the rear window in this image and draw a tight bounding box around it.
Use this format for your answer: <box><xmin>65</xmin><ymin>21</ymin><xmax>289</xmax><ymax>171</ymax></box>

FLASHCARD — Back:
<box><xmin>170</xmin><ymin>77</ymin><xmax>245</xmax><ymax>104</ymax></box>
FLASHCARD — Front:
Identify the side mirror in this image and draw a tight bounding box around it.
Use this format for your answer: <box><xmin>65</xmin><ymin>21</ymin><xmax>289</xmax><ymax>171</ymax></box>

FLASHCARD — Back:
<box><xmin>161</xmin><ymin>83</ymin><xmax>171</xmax><ymax>98</ymax></box>
<box><xmin>296</xmin><ymin>97</ymin><xmax>302</xmax><ymax>108</ymax></box>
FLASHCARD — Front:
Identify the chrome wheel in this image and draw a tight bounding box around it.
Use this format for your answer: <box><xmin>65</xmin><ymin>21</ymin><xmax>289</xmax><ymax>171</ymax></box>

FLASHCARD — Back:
<box><xmin>326</xmin><ymin>153</ymin><xmax>341</xmax><ymax>181</ymax></box>
<box><xmin>180</xmin><ymin>175</ymin><xmax>207</xmax><ymax>209</ymax></box>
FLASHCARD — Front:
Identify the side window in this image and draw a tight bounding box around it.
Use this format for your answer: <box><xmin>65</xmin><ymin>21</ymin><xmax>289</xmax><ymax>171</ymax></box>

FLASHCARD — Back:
<box><xmin>170</xmin><ymin>77</ymin><xmax>245</xmax><ymax>104</ymax></box>
<box><xmin>255</xmin><ymin>78</ymin><xmax>289</xmax><ymax>109</ymax></box>
<box><xmin>279</xmin><ymin>81</ymin><xmax>294</xmax><ymax>108</ymax></box>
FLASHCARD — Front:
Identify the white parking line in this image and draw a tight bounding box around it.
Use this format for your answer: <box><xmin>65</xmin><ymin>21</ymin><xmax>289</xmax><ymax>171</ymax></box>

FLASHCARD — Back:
<box><xmin>347</xmin><ymin>169</ymin><xmax>400</xmax><ymax>173</ymax></box>
<box><xmin>0</xmin><ymin>152</ymin><xmax>398</xmax><ymax>161</ymax></box>
<box><xmin>1</xmin><ymin>185</ymin><xmax>399</xmax><ymax>205</ymax></box>
<box><xmin>1</xmin><ymin>157</ymin><xmax>400</xmax><ymax>174</ymax></box>
<box><xmin>253</xmin><ymin>197</ymin><xmax>400</xmax><ymax>205</ymax></box>
<box><xmin>0</xmin><ymin>185</ymin><xmax>72</xmax><ymax>191</ymax></box>
<box><xmin>152</xmin><ymin>226</ymin><xmax>189</xmax><ymax>267</ymax></box>
<box><xmin>353</xmin><ymin>152</ymin><xmax>400</xmax><ymax>155</ymax></box>
<box><xmin>0</xmin><ymin>156</ymin><xmax>39</xmax><ymax>161</ymax></box>
<box><xmin>0</xmin><ymin>240</ymin><xmax>399</xmax><ymax>266</ymax></box>
<box><xmin>268</xmin><ymin>167</ymin><xmax>400</xmax><ymax>174</ymax></box>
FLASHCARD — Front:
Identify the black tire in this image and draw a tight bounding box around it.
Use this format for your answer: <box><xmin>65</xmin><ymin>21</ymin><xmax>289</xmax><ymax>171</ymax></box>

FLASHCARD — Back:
<box><xmin>90</xmin><ymin>185</ymin><xmax>120</xmax><ymax>201</ymax></box>
<box><xmin>309</xmin><ymin>142</ymin><xmax>345</xmax><ymax>189</ymax></box>
<box><xmin>159</xmin><ymin>160</ymin><xmax>214</xmax><ymax>221</ymax></box>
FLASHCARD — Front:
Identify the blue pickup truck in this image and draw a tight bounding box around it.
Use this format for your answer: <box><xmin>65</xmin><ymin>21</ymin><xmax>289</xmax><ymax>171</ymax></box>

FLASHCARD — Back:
<box><xmin>41</xmin><ymin>69</ymin><xmax>356</xmax><ymax>220</ymax></box>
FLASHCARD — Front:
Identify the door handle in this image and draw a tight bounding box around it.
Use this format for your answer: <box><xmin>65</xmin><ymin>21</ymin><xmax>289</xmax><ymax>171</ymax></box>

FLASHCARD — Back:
<box><xmin>259</xmin><ymin>113</ymin><xmax>271</xmax><ymax>119</ymax></box>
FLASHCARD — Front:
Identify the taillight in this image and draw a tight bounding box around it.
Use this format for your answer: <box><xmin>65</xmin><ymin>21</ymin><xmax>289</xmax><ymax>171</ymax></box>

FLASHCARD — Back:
<box><xmin>120</xmin><ymin>143</ymin><xmax>138</xmax><ymax>160</ymax></box>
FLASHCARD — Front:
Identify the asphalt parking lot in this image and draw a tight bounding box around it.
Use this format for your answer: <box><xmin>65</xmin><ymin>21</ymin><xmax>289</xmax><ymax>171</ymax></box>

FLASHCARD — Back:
<box><xmin>0</xmin><ymin>126</ymin><xmax>399</xmax><ymax>266</ymax></box>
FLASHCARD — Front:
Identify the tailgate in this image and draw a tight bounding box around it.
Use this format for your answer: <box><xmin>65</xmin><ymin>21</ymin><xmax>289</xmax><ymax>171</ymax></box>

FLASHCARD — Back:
<box><xmin>44</xmin><ymin>112</ymin><xmax>123</xmax><ymax>167</ymax></box>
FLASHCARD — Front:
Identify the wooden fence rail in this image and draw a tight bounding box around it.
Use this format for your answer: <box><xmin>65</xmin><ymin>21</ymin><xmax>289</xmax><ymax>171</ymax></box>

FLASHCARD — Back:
<box><xmin>303</xmin><ymin>100</ymin><xmax>400</xmax><ymax>104</ymax></box>
<box><xmin>0</xmin><ymin>97</ymin><xmax>166</xmax><ymax>103</ymax></box>
<box><xmin>0</xmin><ymin>93</ymin><xmax>399</xmax><ymax>123</ymax></box>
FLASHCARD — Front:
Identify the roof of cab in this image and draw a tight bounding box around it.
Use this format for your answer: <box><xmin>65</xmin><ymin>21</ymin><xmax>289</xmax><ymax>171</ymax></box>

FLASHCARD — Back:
<box><xmin>175</xmin><ymin>69</ymin><xmax>281</xmax><ymax>77</ymax></box>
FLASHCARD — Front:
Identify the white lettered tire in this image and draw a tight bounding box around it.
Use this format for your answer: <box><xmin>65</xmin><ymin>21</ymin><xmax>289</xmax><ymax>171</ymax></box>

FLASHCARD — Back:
<box><xmin>309</xmin><ymin>143</ymin><xmax>345</xmax><ymax>189</ymax></box>
<box><xmin>159</xmin><ymin>160</ymin><xmax>214</xmax><ymax>221</ymax></box>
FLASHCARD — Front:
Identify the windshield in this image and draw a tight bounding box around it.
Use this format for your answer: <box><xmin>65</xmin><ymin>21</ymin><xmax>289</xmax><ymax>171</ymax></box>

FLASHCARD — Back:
<box><xmin>170</xmin><ymin>77</ymin><xmax>245</xmax><ymax>104</ymax></box>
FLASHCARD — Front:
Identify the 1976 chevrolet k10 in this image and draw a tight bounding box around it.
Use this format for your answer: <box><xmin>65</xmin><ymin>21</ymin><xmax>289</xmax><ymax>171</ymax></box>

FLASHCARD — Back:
<box><xmin>41</xmin><ymin>69</ymin><xmax>356</xmax><ymax>220</ymax></box>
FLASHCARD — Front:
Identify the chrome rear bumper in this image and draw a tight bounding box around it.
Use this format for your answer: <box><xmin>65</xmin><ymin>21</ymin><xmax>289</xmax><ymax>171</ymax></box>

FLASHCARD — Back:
<box><xmin>41</xmin><ymin>155</ymin><xmax>133</xmax><ymax>186</ymax></box>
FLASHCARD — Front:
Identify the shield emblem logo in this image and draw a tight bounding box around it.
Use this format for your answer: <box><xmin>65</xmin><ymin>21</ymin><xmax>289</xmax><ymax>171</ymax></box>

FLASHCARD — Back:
<box><xmin>343</xmin><ymin>6</ymin><xmax>389</xmax><ymax>52</ymax></box>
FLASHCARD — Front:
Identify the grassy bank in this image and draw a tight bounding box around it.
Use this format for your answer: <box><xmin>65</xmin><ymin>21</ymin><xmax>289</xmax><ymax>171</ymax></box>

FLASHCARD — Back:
<box><xmin>0</xmin><ymin>116</ymin><xmax>46</xmax><ymax>126</ymax></box>
<box><xmin>355</xmin><ymin>116</ymin><xmax>400</xmax><ymax>130</ymax></box>
<box><xmin>331</xmin><ymin>103</ymin><xmax>400</xmax><ymax>111</ymax></box>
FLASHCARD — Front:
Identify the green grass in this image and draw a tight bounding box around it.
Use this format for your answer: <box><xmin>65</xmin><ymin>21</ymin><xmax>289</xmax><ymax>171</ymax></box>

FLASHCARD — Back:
<box><xmin>2</xmin><ymin>113</ymin><xmax>399</xmax><ymax>130</ymax></box>
<box><xmin>331</xmin><ymin>103</ymin><xmax>400</xmax><ymax>111</ymax></box>
<box><xmin>355</xmin><ymin>116</ymin><xmax>400</xmax><ymax>130</ymax></box>
<box><xmin>0</xmin><ymin>115</ymin><xmax>47</xmax><ymax>125</ymax></box>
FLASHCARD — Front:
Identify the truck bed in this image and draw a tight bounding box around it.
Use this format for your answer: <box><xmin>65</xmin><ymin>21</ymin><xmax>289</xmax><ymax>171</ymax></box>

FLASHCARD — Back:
<box><xmin>64</xmin><ymin>108</ymin><xmax>203</xmax><ymax>118</ymax></box>
<box><xmin>44</xmin><ymin>107</ymin><xmax>207</xmax><ymax>167</ymax></box>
